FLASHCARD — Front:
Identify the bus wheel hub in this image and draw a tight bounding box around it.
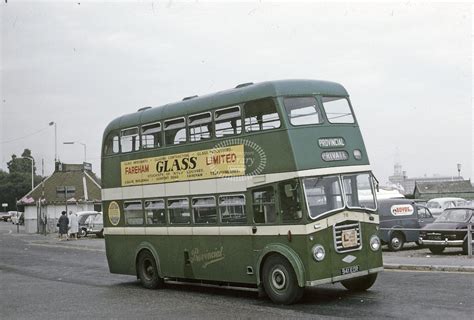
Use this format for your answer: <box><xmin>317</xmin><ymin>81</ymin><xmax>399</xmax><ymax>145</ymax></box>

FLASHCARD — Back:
<box><xmin>271</xmin><ymin>268</ymin><xmax>286</xmax><ymax>290</ymax></box>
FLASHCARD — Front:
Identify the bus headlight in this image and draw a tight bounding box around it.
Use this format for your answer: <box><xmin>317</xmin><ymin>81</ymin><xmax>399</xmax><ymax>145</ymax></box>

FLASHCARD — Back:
<box><xmin>370</xmin><ymin>235</ymin><xmax>381</xmax><ymax>251</ymax></box>
<box><xmin>312</xmin><ymin>244</ymin><xmax>326</xmax><ymax>262</ymax></box>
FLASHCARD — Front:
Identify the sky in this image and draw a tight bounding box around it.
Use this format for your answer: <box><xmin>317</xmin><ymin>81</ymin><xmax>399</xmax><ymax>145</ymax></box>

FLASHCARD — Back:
<box><xmin>1</xmin><ymin>1</ymin><xmax>473</xmax><ymax>184</ymax></box>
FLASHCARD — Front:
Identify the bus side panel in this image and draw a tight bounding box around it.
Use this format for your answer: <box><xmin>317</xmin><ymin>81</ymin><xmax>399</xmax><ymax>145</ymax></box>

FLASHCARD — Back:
<box><xmin>219</xmin><ymin>235</ymin><xmax>255</xmax><ymax>284</ymax></box>
<box><xmin>105</xmin><ymin>235</ymin><xmax>143</xmax><ymax>275</ymax></box>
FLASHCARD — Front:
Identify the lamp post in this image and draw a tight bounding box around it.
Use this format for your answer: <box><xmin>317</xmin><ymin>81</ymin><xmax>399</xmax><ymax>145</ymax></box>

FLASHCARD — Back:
<box><xmin>49</xmin><ymin>121</ymin><xmax>57</xmax><ymax>162</ymax></box>
<box><xmin>457</xmin><ymin>163</ymin><xmax>462</xmax><ymax>178</ymax></box>
<box><xmin>23</xmin><ymin>156</ymin><xmax>34</xmax><ymax>191</ymax></box>
<box><xmin>63</xmin><ymin>141</ymin><xmax>87</xmax><ymax>162</ymax></box>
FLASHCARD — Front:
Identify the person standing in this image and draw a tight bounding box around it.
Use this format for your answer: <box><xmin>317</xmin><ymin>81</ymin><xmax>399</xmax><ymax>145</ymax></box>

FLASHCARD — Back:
<box><xmin>68</xmin><ymin>211</ymin><xmax>79</xmax><ymax>240</ymax></box>
<box><xmin>58</xmin><ymin>211</ymin><xmax>69</xmax><ymax>240</ymax></box>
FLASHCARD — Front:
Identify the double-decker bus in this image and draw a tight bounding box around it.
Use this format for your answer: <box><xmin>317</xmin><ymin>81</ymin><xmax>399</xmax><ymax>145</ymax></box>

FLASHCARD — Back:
<box><xmin>101</xmin><ymin>79</ymin><xmax>382</xmax><ymax>304</ymax></box>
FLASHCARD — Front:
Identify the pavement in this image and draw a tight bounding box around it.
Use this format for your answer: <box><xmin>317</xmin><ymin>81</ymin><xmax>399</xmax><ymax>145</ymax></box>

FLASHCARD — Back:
<box><xmin>5</xmin><ymin>224</ymin><xmax>474</xmax><ymax>273</ymax></box>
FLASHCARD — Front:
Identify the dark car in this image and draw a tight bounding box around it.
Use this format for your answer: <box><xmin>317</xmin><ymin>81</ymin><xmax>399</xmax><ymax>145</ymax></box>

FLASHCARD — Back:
<box><xmin>0</xmin><ymin>211</ymin><xmax>12</xmax><ymax>222</ymax></box>
<box><xmin>378</xmin><ymin>199</ymin><xmax>434</xmax><ymax>251</ymax></box>
<box><xmin>419</xmin><ymin>207</ymin><xmax>474</xmax><ymax>254</ymax></box>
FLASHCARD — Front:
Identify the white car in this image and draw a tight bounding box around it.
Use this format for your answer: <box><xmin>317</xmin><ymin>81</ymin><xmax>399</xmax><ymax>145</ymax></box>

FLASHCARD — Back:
<box><xmin>76</xmin><ymin>211</ymin><xmax>101</xmax><ymax>237</ymax></box>
<box><xmin>426</xmin><ymin>197</ymin><xmax>466</xmax><ymax>216</ymax></box>
<box><xmin>86</xmin><ymin>212</ymin><xmax>104</xmax><ymax>238</ymax></box>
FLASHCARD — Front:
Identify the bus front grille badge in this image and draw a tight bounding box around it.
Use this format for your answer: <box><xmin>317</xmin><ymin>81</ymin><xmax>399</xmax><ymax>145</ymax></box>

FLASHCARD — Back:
<box><xmin>342</xmin><ymin>255</ymin><xmax>357</xmax><ymax>264</ymax></box>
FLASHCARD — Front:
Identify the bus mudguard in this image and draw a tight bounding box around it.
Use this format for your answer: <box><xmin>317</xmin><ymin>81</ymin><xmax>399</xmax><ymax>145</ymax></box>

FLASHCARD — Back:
<box><xmin>256</xmin><ymin>243</ymin><xmax>305</xmax><ymax>287</ymax></box>
<box><xmin>135</xmin><ymin>241</ymin><xmax>163</xmax><ymax>277</ymax></box>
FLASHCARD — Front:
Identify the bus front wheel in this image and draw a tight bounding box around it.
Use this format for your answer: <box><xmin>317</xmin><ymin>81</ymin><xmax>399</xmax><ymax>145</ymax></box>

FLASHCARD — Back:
<box><xmin>137</xmin><ymin>251</ymin><xmax>163</xmax><ymax>289</ymax></box>
<box><xmin>262</xmin><ymin>254</ymin><xmax>303</xmax><ymax>305</ymax></box>
<box><xmin>341</xmin><ymin>273</ymin><xmax>377</xmax><ymax>291</ymax></box>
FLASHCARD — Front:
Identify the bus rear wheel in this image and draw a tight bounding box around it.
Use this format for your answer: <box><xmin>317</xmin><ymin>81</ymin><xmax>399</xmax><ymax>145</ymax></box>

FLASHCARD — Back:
<box><xmin>262</xmin><ymin>255</ymin><xmax>303</xmax><ymax>305</ymax></box>
<box><xmin>341</xmin><ymin>273</ymin><xmax>377</xmax><ymax>291</ymax></box>
<box><xmin>137</xmin><ymin>251</ymin><xmax>163</xmax><ymax>289</ymax></box>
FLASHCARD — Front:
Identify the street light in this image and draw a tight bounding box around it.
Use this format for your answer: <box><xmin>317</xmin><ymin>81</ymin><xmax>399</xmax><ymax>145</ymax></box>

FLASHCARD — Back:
<box><xmin>23</xmin><ymin>156</ymin><xmax>34</xmax><ymax>191</ymax></box>
<box><xmin>49</xmin><ymin>121</ymin><xmax>57</xmax><ymax>162</ymax></box>
<box><xmin>457</xmin><ymin>163</ymin><xmax>462</xmax><ymax>178</ymax></box>
<box><xmin>63</xmin><ymin>141</ymin><xmax>87</xmax><ymax>162</ymax></box>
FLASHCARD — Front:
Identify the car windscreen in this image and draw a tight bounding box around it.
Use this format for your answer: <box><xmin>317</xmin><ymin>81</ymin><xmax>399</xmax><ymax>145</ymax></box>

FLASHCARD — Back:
<box><xmin>427</xmin><ymin>201</ymin><xmax>441</xmax><ymax>209</ymax></box>
<box><xmin>434</xmin><ymin>209</ymin><xmax>472</xmax><ymax>223</ymax></box>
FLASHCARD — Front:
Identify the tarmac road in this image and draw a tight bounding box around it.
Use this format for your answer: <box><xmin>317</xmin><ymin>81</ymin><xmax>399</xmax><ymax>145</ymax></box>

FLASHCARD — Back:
<box><xmin>1</xmin><ymin>223</ymin><xmax>473</xmax><ymax>319</ymax></box>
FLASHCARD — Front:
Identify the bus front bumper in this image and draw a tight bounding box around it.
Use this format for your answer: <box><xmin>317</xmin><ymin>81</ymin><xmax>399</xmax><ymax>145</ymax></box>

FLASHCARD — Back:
<box><xmin>305</xmin><ymin>266</ymin><xmax>384</xmax><ymax>287</ymax></box>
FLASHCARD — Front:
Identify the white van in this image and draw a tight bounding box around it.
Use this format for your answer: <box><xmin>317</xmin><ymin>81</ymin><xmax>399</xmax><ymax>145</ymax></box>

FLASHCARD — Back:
<box><xmin>426</xmin><ymin>197</ymin><xmax>466</xmax><ymax>216</ymax></box>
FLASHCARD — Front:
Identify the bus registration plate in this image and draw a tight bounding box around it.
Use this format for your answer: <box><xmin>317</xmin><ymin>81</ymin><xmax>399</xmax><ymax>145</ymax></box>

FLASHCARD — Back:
<box><xmin>341</xmin><ymin>265</ymin><xmax>360</xmax><ymax>275</ymax></box>
<box><xmin>342</xmin><ymin>229</ymin><xmax>357</xmax><ymax>248</ymax></box>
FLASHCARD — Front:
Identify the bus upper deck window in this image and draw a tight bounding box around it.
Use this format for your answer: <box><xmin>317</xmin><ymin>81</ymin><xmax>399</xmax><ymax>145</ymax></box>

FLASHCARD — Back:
<box><xmin>104</xmin><ymin>134</ymin><xmax>119</xmax><ymax>155</ymax></box>
<box><xmin>215</xmin><ymin>106</ymin><xmax>242</xmax><ymax>138</ymax></box>
<box><xmin>322</xmin><ymin>97</ymin><xmax>355</xmax><ymax>124</ymax></box>
<box><xmin>284</xmin><ymin>97</ymin><xmax>323</xmax><ymax>126</ymax></box>
<box><xmin>164</xmin><ymin>118</ymin><xmax>187</xmax><ymax>145</ymax></box>
<box><xmin>142</xmin><ymin>122</ymin><xmax>162</xmax><ymax>149</ymax></box>
<box><xmin>188</xmin><ymin>112</ymin><xmax>212</xmax><ymax>142</ymax></box>
<box><xmin>121</xmin><ymin>128</ymin><xmax>140</xmax><ymax>153</ymax></box>
<box><xmin>244</xmin><ymin>98</ymin><xmax>280</xmax><ymax>132</ymax></box>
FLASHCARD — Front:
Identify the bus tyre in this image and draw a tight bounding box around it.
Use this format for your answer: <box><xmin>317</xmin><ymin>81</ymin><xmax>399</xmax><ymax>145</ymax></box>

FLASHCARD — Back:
<box><xmin>262</xmin><ymin>255</ymin><xmax>304</xmax><ymax>305</ymax></box>
<box><xmin>137</xmin><ymin>251</ymin><xmax>163</xmax><ymax>289</ymax></box>
<box><xmin>428</xmin><ymin>246</ymin><xmax>445</xmax><ymax>254</ymax></box>
<box><xmin>388</xmin><ymin>232</ymin><xmax>404</xmax><ymax>252</ymax></box>
<box><xmin>341</xmin><ymin>273</ymin><xmax>377</xmax><ymax>291</ymax></box>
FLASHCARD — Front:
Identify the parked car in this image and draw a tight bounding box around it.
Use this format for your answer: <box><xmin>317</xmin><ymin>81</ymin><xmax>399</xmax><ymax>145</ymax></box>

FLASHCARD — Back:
<box><xmin>378</xmin><ymin>199</ymin><xmax>434</xmax><ymax>251</ymax></box>
<box><xmin>0</xmin><ymin>211</ymin><xmax>12</xmax><ymax>222</ymax></box>
<box><xmin>76</xmin><ymin>211</ymin><xmax>101</xmax><ymax>238</ymax></box>
<box><xmin>426</xmin><ymin>197</ymin><xmax>466</xmax><ymax>216</ymax></box>
<box><xmin>10</xmin><ymin>211</ymin><xmax>24</xmax><ymax>225</ymax></box>
<box><xmin>86</xmin><ymin>212</ymin><xmax>104</xmax><ymax>238</ymax></box>
<box><xmin>419</xmin><ymin>207</ymin><xmax>474</xmax><ymax>254</ymax></box>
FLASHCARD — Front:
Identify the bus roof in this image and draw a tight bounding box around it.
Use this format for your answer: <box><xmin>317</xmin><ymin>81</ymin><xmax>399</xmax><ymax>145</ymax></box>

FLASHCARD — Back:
<box><xmin>104</xmin><ymin>79</ymin><xmax>348</xmax><ymax>135</ymax></box>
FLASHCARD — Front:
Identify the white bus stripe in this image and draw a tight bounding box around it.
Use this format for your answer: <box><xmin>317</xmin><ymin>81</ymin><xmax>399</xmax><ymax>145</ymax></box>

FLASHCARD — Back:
<box><xmin>104</xmin><ymin>211</ymin><xmax>378</xmax><ymax>236</ymax></box>
<box><xmin>102</xmin><ymin>165</ymin><xmax>372</xmax><ymax>201</ymax></box>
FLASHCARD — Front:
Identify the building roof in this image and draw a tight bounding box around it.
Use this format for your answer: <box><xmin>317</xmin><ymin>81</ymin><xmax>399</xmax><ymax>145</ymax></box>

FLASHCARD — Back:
<box><xmin>414</xmin><ymin>180</ymin><xmax>474</xmax><ymax>195</ymax></box>
<box><xmin>18</xmin><ymin>163</ymin><xmax>101</xmax><ymax>205</ymax></box>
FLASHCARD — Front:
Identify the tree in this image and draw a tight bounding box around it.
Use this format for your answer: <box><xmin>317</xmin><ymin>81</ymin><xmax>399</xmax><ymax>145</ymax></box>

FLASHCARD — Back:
<box><xmin>7</xmin><ymin>149</ymin><xmax>36</xmax><ymax>175</ymax></box>
<box><xmin>0</xmin><ymin>150</ymin><xmax>42</xmax><ymax>211</ymax></box>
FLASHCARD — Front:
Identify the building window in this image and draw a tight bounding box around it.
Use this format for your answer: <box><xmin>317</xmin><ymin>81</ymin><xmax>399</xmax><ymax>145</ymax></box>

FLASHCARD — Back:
<box><xmin>189</xmin><ymin>112</ymin><xmax>212</xmax><ymax>142</ymax></box>
<box><xmin>168</xmin><ymin>198</ymin><xmax>190</xmax><ymax>224</ymax></box>
<box><xmin>56</xmin><ymin>186</ymin><xmax>76</xmax><ymax>198</ymax></box>
<box><xmin>244</xmin><ymin>98</ymin><xmax>280</xmax><ymax>132</ymax></box>
<box><xmin>121</xmin><ymin>128</ymin><xmax>140</xmax><ymax>153</ymax></box>
<box><xmin>142</xmin><ymin>122</ymin><xmax>162</xmax><ymax>149</ymax></box>
<box><xmin>124</xmin><ymin>201</ymin><xmax>143</xmax><ymax>225</ymax></box>
<box><xmin>145</xmin><ymin>199</ymin><xmax>166</xmax><ymax>225</ymax></box>
<box><xmin>164</xmin><ymin>118</ymin><xmax>187</xmax><ymax>145</ymax></box>
<box><xmin>219</xmin><ymin>195</ymin><xmax>246</xmax><ymax>223</ymax></box>
<box><xmin>215</xmin><ymin>106</ymin><xmax>242</xmax><ymax>138</ymax></box>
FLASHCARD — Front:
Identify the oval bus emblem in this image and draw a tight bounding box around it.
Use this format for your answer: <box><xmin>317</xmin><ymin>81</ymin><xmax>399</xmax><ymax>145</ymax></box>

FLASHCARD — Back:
<box><xmin>108</xmin><ymin>201</ymin><xmax>121</xmax><ymax>226</ymax></box>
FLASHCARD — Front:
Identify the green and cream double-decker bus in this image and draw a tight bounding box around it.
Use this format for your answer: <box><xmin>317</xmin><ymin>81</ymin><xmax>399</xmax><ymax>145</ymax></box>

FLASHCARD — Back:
<box><xmin>101</xmin><ymin>79</ymin><xmax>382</xmax><ymax>304</ymax></box>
